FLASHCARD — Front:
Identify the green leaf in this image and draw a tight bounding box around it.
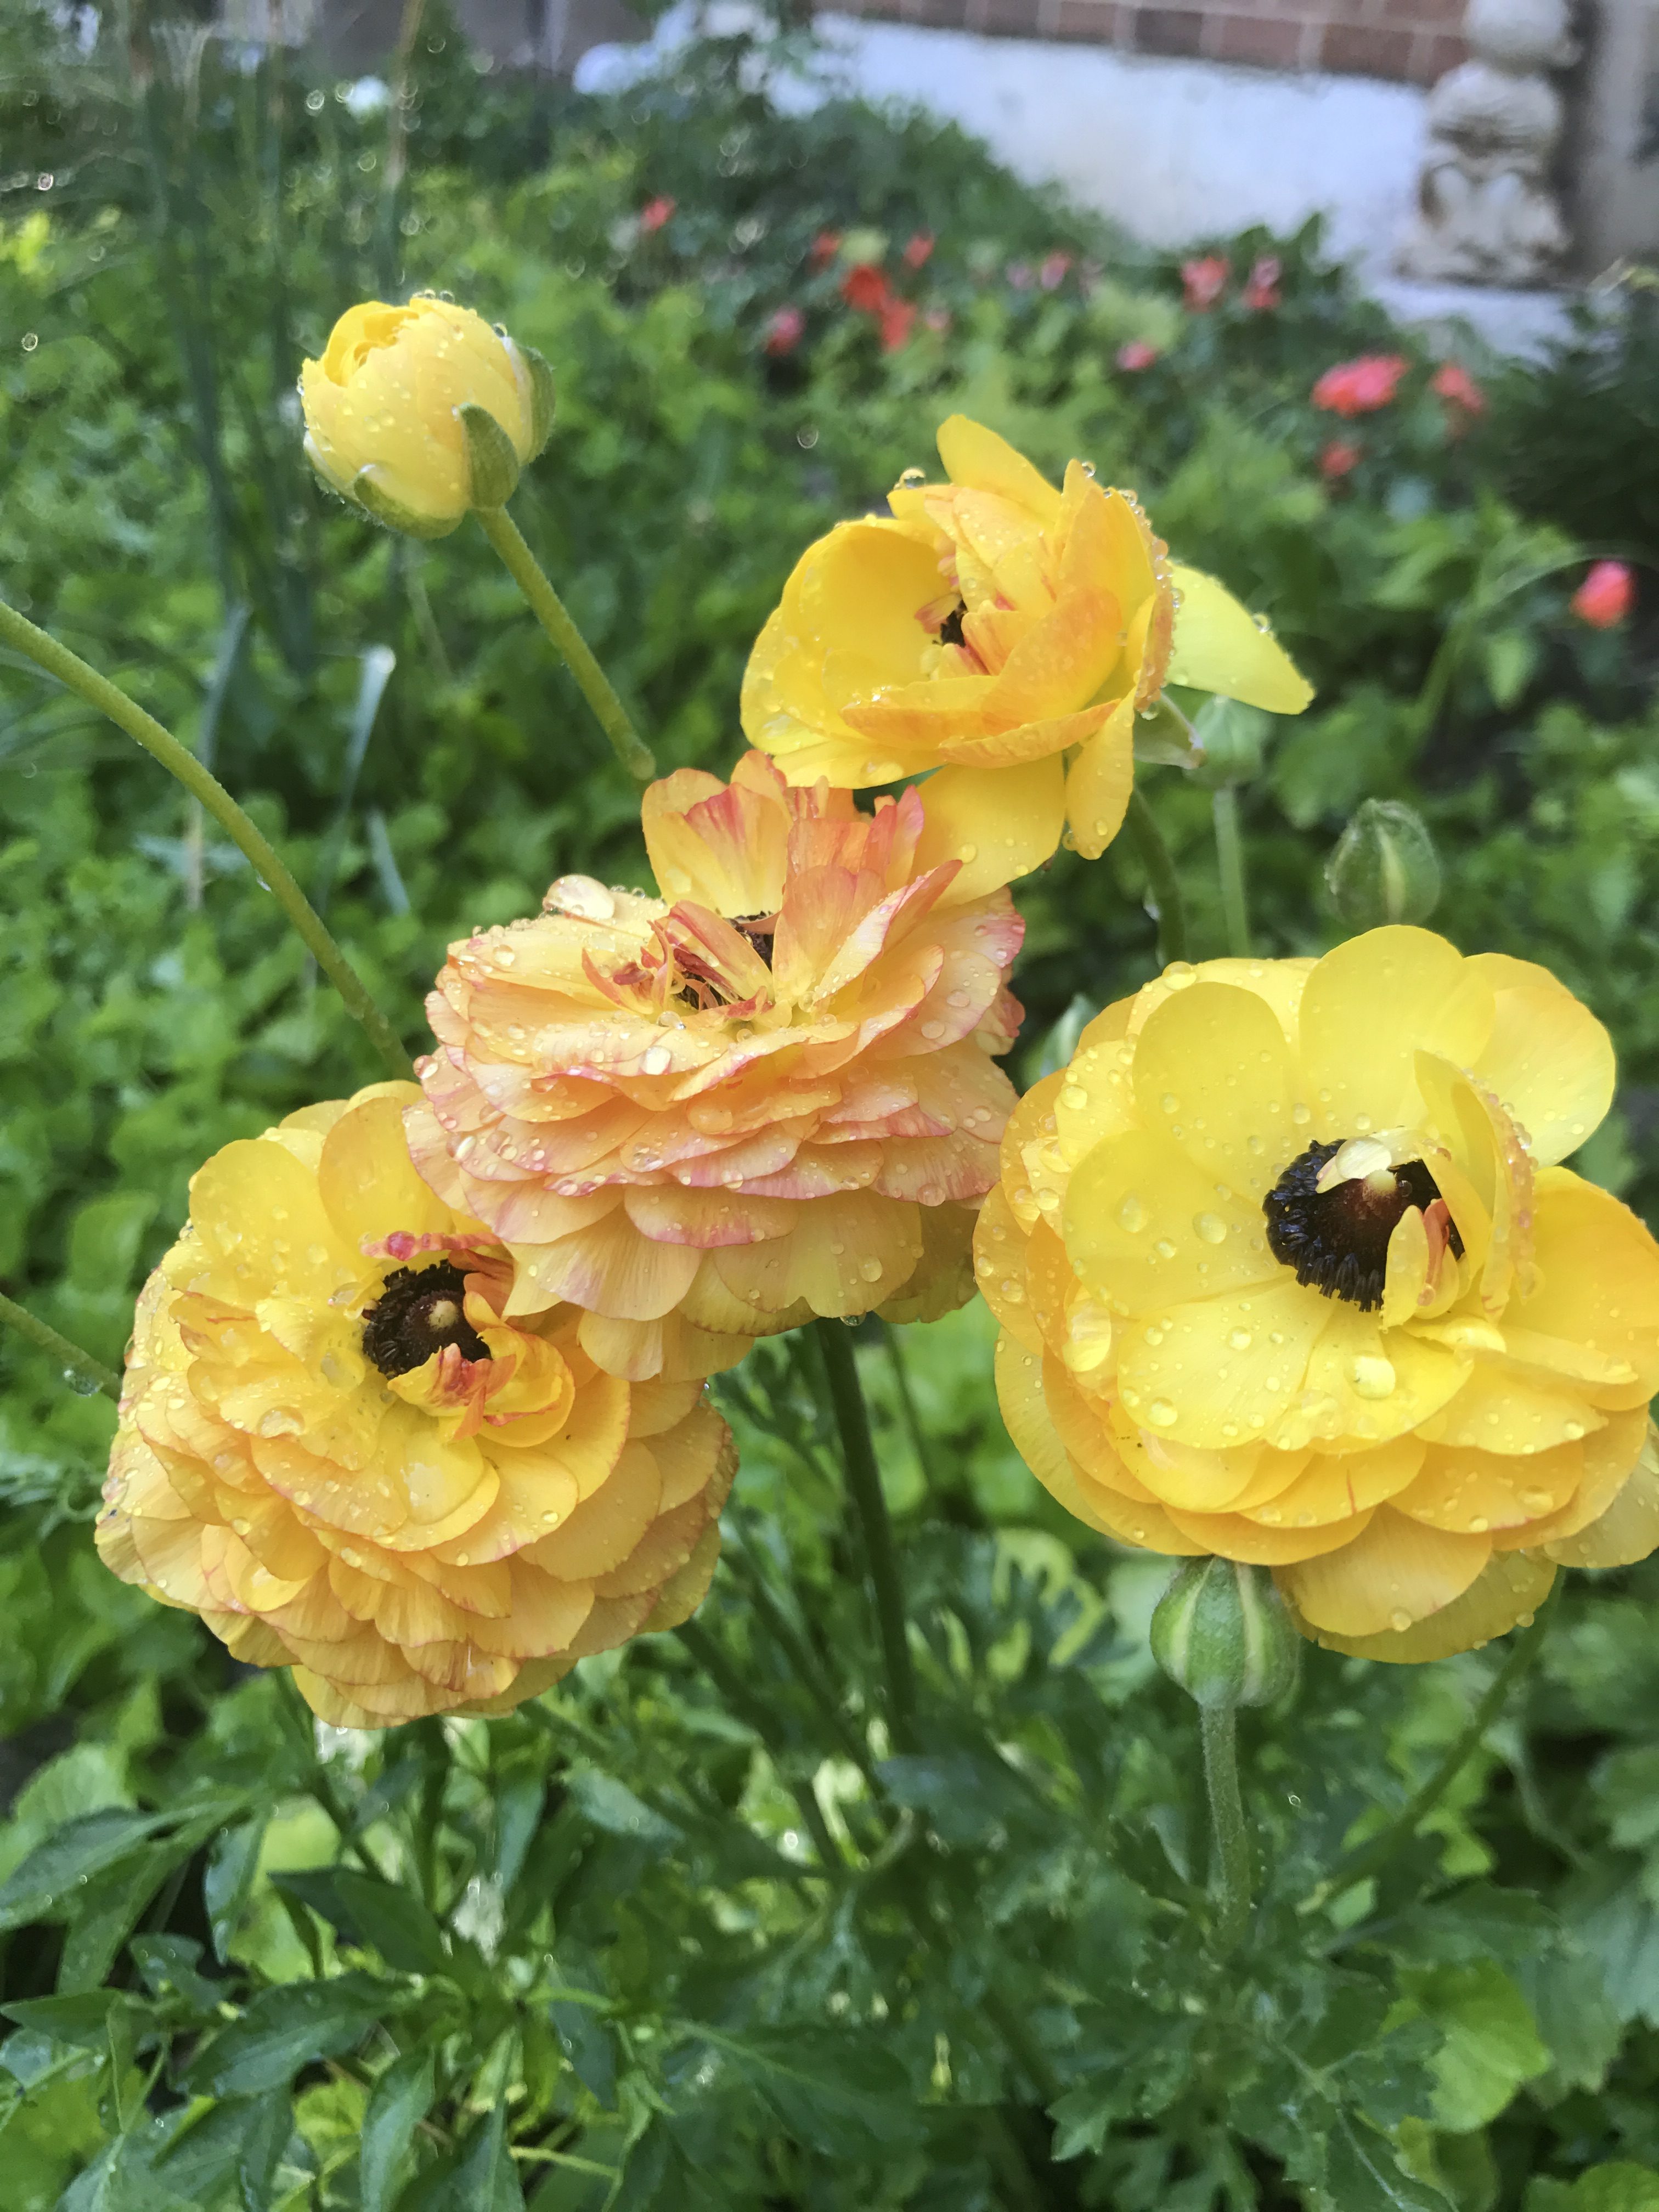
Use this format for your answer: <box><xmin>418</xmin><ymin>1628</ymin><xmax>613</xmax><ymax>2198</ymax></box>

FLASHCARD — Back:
<box><xmin>360</xmin><ymin>2045</ymin><xmax>436</xmax><ymax>2212</ymax></box>
<box><xmin>713</xmin><ymin>2028</ymin><xmax>918</xmax><ymax>2158</ymax></box>
<box><xmin>566</xmin><ymin>1772</ymin><xmax>680</xmax><ymax>1848</ymax></box>
<box><xmin>1323</xmin><ymin>2115</ymin><xmax>1457</xmax><ymax>2209</ymax></box>
<box><xmin>187</xmin><ymin>1972</ymin><xmax>405</xmax><ymax>2097</ymax></box>
<box><xmin>1404</xmin><ymin>1960</ymin><xmax>1550</xmax><ymax>2132</ymax></box>
<box><xmin>203</xmin><ymin>1816</ymin><xmax>267</xmax><ymax>1964</ymax></box>
<box><xmin>1530</xmin><ymin>2168</ymin><xmax>1659</xmax><ymax>2212</ymax></box>
<box><xmin>272</xmin><ymin>1867</ymin><xmax>450</xmax><ymax>1977</ymax></box>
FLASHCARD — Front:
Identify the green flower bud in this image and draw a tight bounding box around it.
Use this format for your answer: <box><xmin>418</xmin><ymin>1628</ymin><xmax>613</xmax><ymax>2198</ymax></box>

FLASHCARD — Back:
<box><xmin>1324</xmin><ymin>799</ymin><xmax>1441</xmax><ymax>929</ymax></box>
<box><xmin>1150</xmin><ymin>1557</ymin><xmax>1300</xmax><ymax>1710</ymax></box>
<box><xmin>1189</xmin><ymin>695</ymin><xmax>1273</xmax><ymax>788</ymax></box>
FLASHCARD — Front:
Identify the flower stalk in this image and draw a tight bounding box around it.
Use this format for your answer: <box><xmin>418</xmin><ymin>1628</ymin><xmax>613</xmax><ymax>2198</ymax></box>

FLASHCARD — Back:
<box><xmin>1125</xmin><ymin>788</ymin><xmax>1188</xmax><ymax>967</ymax></box>
<box><xmin>0</xmin><ymin>600</ymin><xmax>409</xmax><ymax>1081</ymax></box>
<box><xmin>813</xmin><ymin>1319</ymin><xmax>919</xmax><ymax>1755</ymax></box>
<box><xmin>1211</xmin><ymin>784</ymin><xmax>1252</xmax><ymax>958</ymax></box>
<box><xmin>473</xmin><ymin>507</ymin><xmax>656</xmax><ymax>787</ymax></box>
<box><xmin>1200</xmin><ymin>1702</ymin><xmax>1252</xmax><ymax>1955</ymax></box>
<box><xmin>0</xmin><ymin>1293</ymin><xmax>121</xmax><ymax>1403</ymax></box>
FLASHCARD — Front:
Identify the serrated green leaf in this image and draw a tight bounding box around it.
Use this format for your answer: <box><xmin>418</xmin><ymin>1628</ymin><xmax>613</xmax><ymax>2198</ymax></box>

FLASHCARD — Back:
<box><xmin>272</xmin><ymin>1867</ymin><xmax>450</xmax><ymax>1978</ymax></box>
<box><xmin>187</xmin><ymin>1973</ymin><xmax>405</xmax><ymax>2097</ymax></box>
<box><xmin>1404</xmin><ymin>1961</ymin><xmax>1550</xmax><ymax>2132</ymax></box>
<box><xmin>1324</xmin><ymin>2115</ymin><xmax>1457</xmax><ymax>2210</ymax></box>
<box><xmin>566</xmin><ymin>1773</ymin><xmax>679</xmax><ymax>1848</ymax></box>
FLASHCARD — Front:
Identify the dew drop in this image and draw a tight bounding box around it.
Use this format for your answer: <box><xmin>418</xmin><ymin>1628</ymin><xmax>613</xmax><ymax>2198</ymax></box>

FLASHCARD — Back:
<box><xmin>1389</xmin><ymin>1608</ymin><xmax>1413</xmax><ymax>1633</ymax></box>
<box><xmin>1147</xmin><ymin>1398</ymin><xmax>1178</xmax><ymax>1427</ymax></box>
<box><xmin>859</xmin><ymin>1257</ymin><xmax>884</xmax><ymax>1282</ymax></box>
<box><xmin>1228</xmin><ymin>1328</ymin><xmax>1253</xmax><ymax>1352</ymax></box>
<box><xmin>1118</xmin><ymin>1193</ymin><xmax>1148</xmax><ymax>1234</ymax></box>
<box><xmin>1194</xmin><ymin>1213</ymin><xmax>1228</xmax><ymax>1246</ymax></box>
<box><xmin>642</xmin><ymin>1045</ymin><xmax>673</xmax><ymax>1076</ymax></box>
<box><xmin>1348</xmin><ymin>1353</ymin><xmax>1396</xmax><ymax>1401</ymax></box>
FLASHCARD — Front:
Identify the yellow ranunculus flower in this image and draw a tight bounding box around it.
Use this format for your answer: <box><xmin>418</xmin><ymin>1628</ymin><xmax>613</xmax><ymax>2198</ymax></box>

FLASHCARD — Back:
<box><xmin>741</xmin><ymin>415</ymin><xmax>1313</xmax><ymax>899</ymax></box>
<box><xmin>979</xmin><ymin>927</ymin><xmax>1659</xmax><ymax>1661</ymax></box>
<box><xmin>300</xmin><ymin>294</ymin><xmax>554</xmax><ymax>536</ymax></box>
<box><xmin>95</xmin><ymin>1084</ymin><xmax>733</xmax><ymax>1726</ymax></box>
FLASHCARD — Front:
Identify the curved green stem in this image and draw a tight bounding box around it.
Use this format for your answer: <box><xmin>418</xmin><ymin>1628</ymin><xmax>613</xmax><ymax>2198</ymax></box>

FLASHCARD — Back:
<box><xmin>0</xmin><ymin>1293</ymin><xmax>121</xmax><ymax>1403</ymax></box>
<box><xmin>0</xmin><ymin>600</ymin><xmax>409</xmax><ymax>1079</ymax></box>
<box><xmin>474</xmin><ymin>507</ymin><xmax>656</xmax><ymax>788</ymax></box>
<box><xmin>812</xmin><ymin>1319</ymin><xmax>918</xmax><ymax>1755</ymax></box>
<box><xmin>1309</xmin><ymin>1599</ymin><xmax>1551</xmax><ymax>1909</ymax></box>
<box><xmin>1211</xmin><ymin>784</ymin><xmax>1252</xmax><ymax>960</ymax></box>
<box><xmin>1201</xmin><ymin>1703</ymin><xmax>1251</xmax><ymax>1955</ymax></box>
<box><xmin>1125</xmin><ymin>787</ymin><xmax>1188</xmax><ymax>968</ymax></box>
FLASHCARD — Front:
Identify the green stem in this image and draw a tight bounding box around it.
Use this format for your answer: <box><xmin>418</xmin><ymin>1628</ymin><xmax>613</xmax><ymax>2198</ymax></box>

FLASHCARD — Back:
<box><xmin>1312</xmin><ymin>1600</ymin><xmax>1551</xmax><ymax>1906</ymax></box>
<box><xmin>674</xmin><ymin>1620</ymin><xmax>842</xmax><ymax>1874</ymax></box>
<box><xmin>1200</xmin><ymin>1703</ymin><xmax>1251</xmax><ymax>1955</ymax></box>
<box><xmin>812</xmin><ymin>1320</ymin><xmax>919</xmax><ymax>1755</ymax></box>
<box><xmin>0</xmin><ymin>601</ymin><xmax>409</xmax><ymax>1080</ymax></box>
<box><xmin>882</xmin><ymin>1321</ymin><xmax>945</xmax><ymax>1503</ymax></box>
<box><xmin>1211</xmin><ymin>784</ymin><xmax>1252</xmax><ymax>960</ymax></box>
<box><xmin>1125</xmin><ymin>787</ymin><xmax>1188</xmax><ymax>968</ymax></box>
<box><xmin>474</xmin><ymin>507</ymin><xmax>656</xmax><ymax>788</ymax></box>
<box><xmin>0</xmin><ymin>1293</ymin><xmax>121</xmax><ymax>1403</ymax></box>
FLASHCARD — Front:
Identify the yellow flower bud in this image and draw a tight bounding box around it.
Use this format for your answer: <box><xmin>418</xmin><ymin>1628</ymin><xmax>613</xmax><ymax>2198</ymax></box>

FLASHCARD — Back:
<box><xmin>299</xmin><ymin>294</ymin><xmax>555</xmax><ymax>537</ymax></box>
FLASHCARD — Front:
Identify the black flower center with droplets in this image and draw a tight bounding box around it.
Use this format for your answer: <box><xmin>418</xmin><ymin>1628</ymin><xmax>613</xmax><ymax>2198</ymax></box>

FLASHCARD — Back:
<box><xmin>1262</xmin><ymin>1139</ymin><xmax>1464</xmax><ymax>1313</ymax></box>
<box><xmin>361</xmin><ymin>1261</ymin><xmax>490</xmax><ymax>1378</ymax></box>
<box><xmin>938</xmin><ymin>600</ymin><xmax>968</xmax><ymax>647</ymax></box>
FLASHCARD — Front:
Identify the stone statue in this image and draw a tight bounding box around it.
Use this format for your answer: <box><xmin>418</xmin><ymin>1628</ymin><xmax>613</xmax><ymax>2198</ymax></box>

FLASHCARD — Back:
<box><xmin>1397</xmin><ymin>0</ymin><xmax>1574</xmax><ymax>286</ymax></box>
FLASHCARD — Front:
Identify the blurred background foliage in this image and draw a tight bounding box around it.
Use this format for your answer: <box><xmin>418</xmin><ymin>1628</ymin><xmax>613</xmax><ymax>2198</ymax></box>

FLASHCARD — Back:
<box><xmin>4</xmin><ymin>1</ymin><xmax>1659</xmax><ymax>2204</ymax></box>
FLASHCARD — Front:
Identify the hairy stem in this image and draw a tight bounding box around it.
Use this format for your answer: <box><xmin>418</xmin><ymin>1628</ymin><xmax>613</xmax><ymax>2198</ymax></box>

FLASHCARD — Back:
<box><xmin>0</xmin><ymin>1293</ymin><xmax>121</xmax><ymax>1403</ymax></box>
<box><xmin>812</xmin><ymin>1320</ymin><xmax>919</xmax><ymax>1755</ymax></box>
<box><xmin>1201</xmin><ymin>1703</ymin><xmax>1251</xmax><ymax>1955</ymax></box>
<box><xmin>0</xmin><ymin>600</ymin><xmax>409</xmax><ymax>1079</ymax></box>
<box><xmin>1125</xmin><ymin>787</ymin><xmax>1188</xmax><ymax>968</ymax></box>
<box><xmin>1211</xmin><ymin>783</ymin><xmax>1252</xmax><ymax>960</ymax></box>
<box><xmin>474</xmin><ymin>507</ymin><xmax>656</xmax><ymax>787</ymax></box>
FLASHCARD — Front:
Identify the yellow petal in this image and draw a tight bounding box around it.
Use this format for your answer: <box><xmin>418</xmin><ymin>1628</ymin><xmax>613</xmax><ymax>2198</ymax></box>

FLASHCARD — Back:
<box><xmin>1064</xmin><ymin>698</ymin><xmax>1136</xmax><ymax>860</ymax></box>
<box><xmin>935</xmin><ymin>415</ymin><xmax>1062</xmax><ymax>525</ymax></box>
<box><xmin>1279</xmin><ymin>1504</ymin><xmax>1490</xmax><ymax>1636</ymax></box>
<box><xmin>1395</xmin><ymin>1436</ymin><xmax>1583</xmax><ymax>1536</ymax></box>
<box><xmin>913</xmin><ymin>755</ymin><xmax>1068</xmax><ymax>901</ymax></box>
<box><xmin>994</xmin><ymin>1332</ymin><xmax>1198</xmax><ymax>1551</ymax></box>
<box><xmin>1130</xmin><ymin>980</ymin><xmax>1300</xmax><ymax>1201</ymax></box>
<box><xmin>1297</xmin><ymin>928</ymin><xmax>1494</xmax><ymax>1141</ymax></box>
<box><xmin>1164</xmin><ymin>565</ymin><xmax>1314</xmax><ymax>714</ymax></box>
<box><xmin>1466</xmin><ymin>953</ymin><xmax>1615</xmax><ymax>1167</ymax></box>
<box><xmin>1419</xmin><ymin>1357</ymin><xmax>1602</xmax><ymax>1455</ymax></box>
<box><xmin>318</xmin><ymin>1090</ymin><xmax>452</xmax><ymax>1256</ymax></box>
<box><xmin>1064</xmin><ymin>1125</ymin><xmax>1279</xmax><ymax>1318</ymax></box>
<box><xmin>1282</xmin><ymin>1546</ymin><xmax>1554</xmax><ymax>1662</ymax></box>
<box><xmin>1539</xmin><ymin>1423</ymin><xmax>1659</xmax><ymax>1568</ymax></box>
<box><xmin>1516</xmin><ymin>1169</ymin><xmax>1659</xmax><ymax>1407</ymax></box>
<box><xmin>1115</xmin><ymin>1277</ymin><xmax>1328</xmax><ymax>1449</ymax></box>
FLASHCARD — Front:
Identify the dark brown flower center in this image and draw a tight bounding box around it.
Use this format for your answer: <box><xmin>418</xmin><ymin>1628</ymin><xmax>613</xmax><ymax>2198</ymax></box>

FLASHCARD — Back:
<box><xmin>1262</xmin><ymin>1139</ymin><xmax>1464</xmax><ymax>1312</ymax></box>
<box><xmin>362</xmin><ymin>1260</ymin><xmax>490</xmax><ymax>1378</ymax></box>
<box><xmin>938</xmin><ymin>600</ymin><xmax>968</xmax><ymax>647</ymax></box>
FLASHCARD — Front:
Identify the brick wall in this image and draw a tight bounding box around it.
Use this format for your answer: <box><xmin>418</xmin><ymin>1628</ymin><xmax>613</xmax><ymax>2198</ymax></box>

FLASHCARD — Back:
<box><xmin>830</xmin><ymin>0</ymin><xmax>1466</xmax><ymax>83</ymax></box>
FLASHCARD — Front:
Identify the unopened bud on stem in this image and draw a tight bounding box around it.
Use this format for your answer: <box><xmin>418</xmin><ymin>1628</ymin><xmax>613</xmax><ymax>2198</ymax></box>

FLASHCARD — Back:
<box><xmin>1150</xmin><ymin>1557</ymin><xmax>1299</xmax><ymax>1710</ymax></box>
<box><xmin>1324</xmin><ymin>799</ymin><xmax>1441</xmax><ymax>929</ymax></box>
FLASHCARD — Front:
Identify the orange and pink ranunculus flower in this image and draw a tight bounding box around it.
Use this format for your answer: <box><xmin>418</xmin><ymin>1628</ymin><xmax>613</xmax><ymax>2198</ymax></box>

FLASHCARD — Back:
<box><xmin>1312</xmin><ymin>354</ymin><xmax>1409</xmax><ymax>417</ymax></box>
<box><xmin>740</xmin><ymin>415</ymin><xmax>1313</xmax><ymax>887</ymax></box>
<box><xmin>1430</xmin><ymin>360</ymin><xmax>1485</xmax><ymax>417</ymax></box>
<box><xmin>407</xmin><ymin>753</ymin><xmax>1025</xmax><ymax>1384</ymax></box>
<box><xmin>1182</xmin><ymin>256</ymin><xmax>1229</xmax><ymax>311</ymax></box>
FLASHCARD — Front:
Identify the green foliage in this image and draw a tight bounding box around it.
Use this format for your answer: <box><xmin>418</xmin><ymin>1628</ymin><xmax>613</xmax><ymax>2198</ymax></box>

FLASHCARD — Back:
<box><xmin>2</xmin><ymin>4</ymin><xmax>1659</xmax><ymax>2206</ymax></box>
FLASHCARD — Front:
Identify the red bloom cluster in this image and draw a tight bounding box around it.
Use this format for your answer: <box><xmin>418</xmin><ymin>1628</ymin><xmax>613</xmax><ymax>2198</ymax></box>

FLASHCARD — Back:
<box><xmin>1116</xmin><ymin>339</ymin><xmax>1159</xmax><ymax>373</ymax></box>
<box><xmin>840</xmin><ymin>262</ymin><xmax>918</xmax><ymax>352</ymax></box>
<box><xmin>1319</xmin><ymin>438</ymin><xmax>1362</xmax><ymax>482</ymax></box>
<box><xmin>903</xmin><ymin>231</ymin><xmax>935</xmax><ymax>270</ymax></box>
<box><xmin>1182</xmin><ymin>255</ymin><xmax>1229</xmax><ymax>312</ymax></box>
<box><xmin>1431</xmin><ymin>360</ymin><xmax>1485</xmax><ymax>419</ymax></box>
<box><xmin>639</xmin><ymin>196</ymin><xmax>676</xmax><ymax>236</ymax></box>
<box><xmin>1572</xmin><ymin>560</ymin><xmax>1635</xmax><ymax>630</ymax></box>
<box><xmin>1312</xmin><ymin>354</ymin><xmax>1408</xmax><ymax>416</ymax></box>
<box><xmin>1242</xmin><ymin>255</ymin><xmax>1281</xmax><ymax>312</ymax></box>
<box><xmin>808</xmin><ymin>229</ymin><xmax>841</xmax><ymax>271</ymax></box>
<box><xmin>763</xmin><ymin>304</ymin><xmax>806</xmax><ymax>358</ymax></box>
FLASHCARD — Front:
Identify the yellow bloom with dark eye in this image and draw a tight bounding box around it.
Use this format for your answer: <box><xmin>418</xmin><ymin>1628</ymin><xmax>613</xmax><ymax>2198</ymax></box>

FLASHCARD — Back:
<box><xmin>300</xmin><ymin>295</ymin><xmax>554</xmax><ymax>537</ymax></box>
<box><xmin>95</xmin><ymin>1085</ymin><xmax>732</xmax><ymax>1728</ymax></box>
<box><xmin>979</xmin><ymin>928</ymin><xmax>1659</xmax><ymax>1661</ymax></box>
<box><xmin>741</xmin><ymin>415</ymin><xmax>1313</xmax><ymax>899</ymax></box>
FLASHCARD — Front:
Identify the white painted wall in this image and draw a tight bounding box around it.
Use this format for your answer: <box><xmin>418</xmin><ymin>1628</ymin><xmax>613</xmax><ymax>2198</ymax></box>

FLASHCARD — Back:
<box><xmin>812</xmin><ymin>15</ymin><xmax>1429</xmax><ymax>271</ymax></box>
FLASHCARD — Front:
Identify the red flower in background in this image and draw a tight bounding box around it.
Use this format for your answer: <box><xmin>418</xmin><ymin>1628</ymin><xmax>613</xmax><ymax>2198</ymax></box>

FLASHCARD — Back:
<box><xmin>903</xmin><ymin>230</ymin><xmax>935</xmax><ymax>269</ymax></box>
<box><xmin>639</xmin><ymin>196</ymin><xmax>676</xmax><ymax>235</ymax></box>
<box><xmin>840</xmin><ymin>262</ymin><xmax>891</xmax><ymax>314</ymax></box>
<box><xmin>1431</xmin><ymin>360</ymin><xmax>1486</xmax><ymax>418</ymax></box>
<box><xmin>1039</xmin><ymin>251</ymin><xmax>1073</xmax><ymax>291</ymax></box>
<box><xmin>763</xmin><ymin>304</ymin><xmax>806</xmax><ymax>358</ymax></box>
<box><xmin>1182</xmin><ymin>255</ymin><xmax>1229</xmax><ymax>311</ymax></box>
<box><xmin>879</xmin><ymin>297</ymin><xmax>917</xmax><ymax>352</ymax></box>
<box><xmin>1242</xmin><ymin>255</ymin><xmax>1282</xmax><ymax>312</ymax></box>
<box><xmin>1319</xmin><ymin>438</ymin><xmax>1362</xmax><ymax>482</ymax></box>
<box><xmin>1312</xmin><ymin>353</ymin><xmax>1408</xmax><ymax>416</ymax></box>
<box><xmin>808</xmin><ymin>229</ymin><xmax>842</xmax><ymax>270</ymax></box>
<box><xmin>1572</xmin><ymin>560</ymin><xmax>1635</xmax><ymax>629</ymax></box>
<box><xmin>1116</xmin><ymin>339</ymin><xmax>1159</xmax><ymax>372</ymax></box>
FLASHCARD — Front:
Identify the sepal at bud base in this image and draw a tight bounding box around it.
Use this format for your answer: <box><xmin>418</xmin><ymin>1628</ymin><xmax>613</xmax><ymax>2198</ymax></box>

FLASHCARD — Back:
<box><xmin>1325</xmin><ymin>799</ymin><xmax>1441</xmax><ymax>929</ymax></box>
<box><xmin>347</xmin><ymin>465</ymin><xmax>460</xmax><ymax>540</ymax></box>
<box><xmin>458</xmin><ymin>402</ymin><xmax>523</xmax><ymax>511</ymax></box>
<box><xmin>511</xmin><ymin>341</ymin><xmax>557</xmax><ymax>459</ymax></box>
<box><xmin>1150</xmin><ymin>1557</ymin><xmax>1299</xmax><ymax>1710</ymax></box>
<box><xmin>1190</xmin><ymin>694</ymin><xmax>1272</xmax><ymax>788</ymax></box>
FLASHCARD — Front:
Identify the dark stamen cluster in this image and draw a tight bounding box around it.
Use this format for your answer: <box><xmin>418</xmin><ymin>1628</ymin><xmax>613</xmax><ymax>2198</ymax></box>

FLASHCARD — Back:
<box><xmin>1262</xmin><ymin>1140</ymin><xmax>1463</xmax><ymax>1313</ymax></box>
<box><xmin>938</xmin><ymin>601</ymin><xmax>968</xmax><ymax>647</ymax></box>
<box><xmin>731</xmin><ymin>913</ymin><xmax>777</xmax><ymax>969</ymax></box>
<box><xmin>361</xmin><ymin>1260</ymin><xmax>490</xmax><ymax>1378</ymax></box>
